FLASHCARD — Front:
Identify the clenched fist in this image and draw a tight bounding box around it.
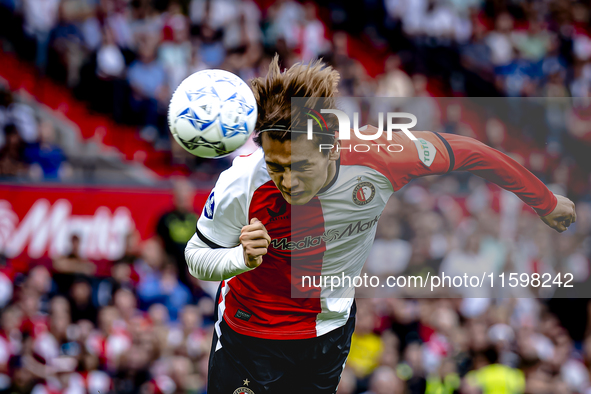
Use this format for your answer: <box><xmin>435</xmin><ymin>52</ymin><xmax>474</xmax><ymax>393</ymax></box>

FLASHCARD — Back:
<box><xmin>240</xmin><ymin>218</ymin><xmax>271</xmax><ymax>268</ymax></box>
<box><xmin>541</xmin><ymin>194</ymin><xmax>577</xmax><ymax>233</ymax></box>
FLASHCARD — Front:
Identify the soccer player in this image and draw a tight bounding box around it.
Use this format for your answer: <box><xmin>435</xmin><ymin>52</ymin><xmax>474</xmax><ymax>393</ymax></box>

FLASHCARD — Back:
<box><xmin>184</xmin><ymin>57</ymin><xmax>577</xmax><ymax>393</ymax></box>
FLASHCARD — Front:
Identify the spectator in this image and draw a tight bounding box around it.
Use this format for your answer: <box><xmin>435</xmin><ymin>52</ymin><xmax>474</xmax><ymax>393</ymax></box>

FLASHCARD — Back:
<box><xmin>52</xmin><ymin>234</ymin><xmax>95</xmax><ymax>296</ymax></box>
<box><xmin>366</xmin><ymin>218</ymin><xmax>412</xmax><ymax>279</ymax></box>
<box><xmin>100</xmin><ymin>0</ymin><xmax>134</xmax><ymax>51</ymax></box>
<box><xmin>461</xmin><ymin>20</ymin><xmax>494</xmax><ymax>79</ymax></box>
<box><xmin>166</xmin><ymin>305</ymin><xmax>207</xmax><ymax>359</ymax></box>
<box><xmin>2</xmin><ymin>356</ymin><xmax>36</xmax><ymax>394</ymax></box>
<box><xmin>127</xmin><ymin>39</ymin><xmax>168</xmax><ymax>144</ymax></box>
<box><xmin>348</xmin><ymin>301</ymin><xmax>383</xmax><ymax>382</ymax></box>
<box><xmin>97</xmin><ymin>260</ymin><xmax>136</xmax><ymax>308</ymax></box>
<box><xmin>30</xmin><ymin>356</ymin><xmax>79</xmax><ymax>394</ymax></box>
<box><xmin>7</xmin><ymin>101</ymin><xmax>38</xmax><ymax>145</ymax></box>
<box><xmin>128</xmin><ymin>0</ymin><xmax>163</xmax><ymax>45</ymax></box>
<box><xmin>68</xmin><ymin>277</ymin><xmax>98</xmax><ymax>324</ymax></box>
<box><xmin>156</xmin><ymin>177</ymin><xmax>198</xmax><ymax>286</ymax></box>
<box><xmin>362</xmin><ymin>366</ymin><xmax>403</xmax><ymax>394</ymax></box>
<box><xmin>465</xmin><ymin>347</ymin><xmax>526</xmax><ymax>394</ymax></box>
<box><xmin>0</xmin><ymin>125</ymin><xmax>26</xmax><ymax>177</ymax></box>
<box><xmin>298</xmin><ymin>2</ymin><xmax>327</xmax><ymax>62</ymax></box>
<box><xmin>512</xmin><ymin>19</ymin><xmax>551</xmax><ymax>64</ymax></box>
<box><xmin>158</xmin><ymin>10</ymin><xmax>191</xmax><ymax>93</ymax></box>
<box><xmin>112</xmin><ymin>287</ymin><xmax>138</xmax><ymax>323</ymax></box>
<box><xmin>0</xmin><ymin>305</ymin><xmax>23</xmax><ymax>390</ymax></box>
<box><xmin>93</xmin><ymin>26</ymin><xmax>127</xmax><ymax>117</ymax></box>
<box><xmin>137</xmin><ymin>262</ymin><xmax>192</xmax><ymax>321</ymax></box>
<box><xmin>375</xmin><ymin>54</ymin><xmax>414</xmax><ymax>98</ymax></box>
<box><xmin>59</xmin><ymin>0</ymin><xmax>101</xmax><ymax>51</ymax></box>
<box><xmin>21</xmin><ymin>0</ymin><xmax>60</xmax><ymax>71</ymax></box>
<box><xmin>50</xmin><ymin>1</ymin><xmax>87</xmax><ymax>87</ymax></box>
<box><xmin>336</xmin><ymin>368</ymin><xmax>357</xmax><ymax>394</ymax></box>
<box><xmin>425</xmin><ymin>358</ymin><xmax>460</xmax><ymax>394</ymax></box>
<box><xmin>486</xmin><ymin>12</ymin><xmax>515</xmax><ymax>69</ymax></box>
<box><xmin>196</xmin><ymin>22</ymin><xmax>226</xmax><ymax>68</ymax></box>
<box><xmin>440</xmin><ymin>230</ymin><xmax>498</xmax><ymax>297</ymax></box>
<box><xmin>23</xmin><ymin>120</ymin><xmax>71</xmax><ymax>180</ymax></box>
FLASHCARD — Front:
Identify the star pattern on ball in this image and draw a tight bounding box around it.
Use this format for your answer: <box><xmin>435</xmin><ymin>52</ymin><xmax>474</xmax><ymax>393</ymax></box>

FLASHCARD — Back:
<box><xmin>220</xmin><ymin>92</ymin><xmax>256</xmax><ymax>138</ymax></box>
<box><xmin>185</xmin><ymin>85</ymin><xmax>218</xmax><ymax>102</ymax></box>
<box><xmin>214</xmin><ymin>74</ymin><xmax>238</xmax><ymax>86</ymax></box>
<box><xmin>177</xmin><ymin>107</ymin><xmax>216</xmax><ymax>131</ymax></box>
<box><xmin>179</xmin><ymin>135</ymin><xmax>230</xmax><ymax>156</ymax></box>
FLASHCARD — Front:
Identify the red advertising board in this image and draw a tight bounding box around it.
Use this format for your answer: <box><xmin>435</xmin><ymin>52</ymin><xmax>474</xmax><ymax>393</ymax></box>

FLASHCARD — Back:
<box><xmin>0</xmin><ymin>184</ymin><xmax>210</xmax><ymax>268</ymax></box>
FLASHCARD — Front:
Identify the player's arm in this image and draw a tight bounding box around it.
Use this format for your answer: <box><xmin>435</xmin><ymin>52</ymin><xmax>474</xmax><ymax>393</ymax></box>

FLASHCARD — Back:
<box><xmin>184</xmin><ymin>153</ymin><xmax>271</xmax><ymax>281</ymax></box>
<box><xmin>185</xmin><ymin>218</ymin><xmax>270</xmax><ymax>281</ymax></box>
<box><xmin>399</xmin><ymin>131</ymin><xmax>576</xmax><ymax>232</ymax></box>
<box><xmin>185</xmin><ymin>232</ymin><xmax>252</xmax><ymax>281</ymax></box>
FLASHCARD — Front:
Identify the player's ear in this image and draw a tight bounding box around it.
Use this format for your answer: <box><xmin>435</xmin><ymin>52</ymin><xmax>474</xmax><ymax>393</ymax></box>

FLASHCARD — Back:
<box><xmin>328</xmin><ymin>140</ymin><xmax>340</xmax><ymax>161</ymax></box>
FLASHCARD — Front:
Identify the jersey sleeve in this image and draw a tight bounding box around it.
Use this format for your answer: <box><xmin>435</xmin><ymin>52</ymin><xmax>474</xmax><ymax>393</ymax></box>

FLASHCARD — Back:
<box><xmin>384</xmin><ymin>130</ymin><xmax>557</xmax><ymax>217</ymax></box>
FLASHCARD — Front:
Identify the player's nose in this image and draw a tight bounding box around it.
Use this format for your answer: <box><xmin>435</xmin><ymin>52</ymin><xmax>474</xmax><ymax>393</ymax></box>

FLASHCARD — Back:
<box><xmin>281</xmin><ymin>170</ymin><xmax>291</xmax><ymax>191</ymax></box>
<box><xmin>281</xmin><ymin>169</ymin><xmax>299</xmax><ymax>192</ymax></box>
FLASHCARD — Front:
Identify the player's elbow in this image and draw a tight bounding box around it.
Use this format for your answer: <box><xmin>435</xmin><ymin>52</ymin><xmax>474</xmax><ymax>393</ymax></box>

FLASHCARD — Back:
<box><xmin>185</xmin><ymin>243</ymin><xmax>205</xmax><ymax>280</ymax></box>
<box><xmin>184</xmin><ymin>243</ymin><xmax>220</xmax><ymax>281</ymax></box>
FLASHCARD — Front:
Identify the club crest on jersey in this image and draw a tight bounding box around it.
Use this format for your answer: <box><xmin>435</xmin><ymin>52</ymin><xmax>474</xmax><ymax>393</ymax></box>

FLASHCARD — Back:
<box><xmin>413</xmin><ymin>138</ymin><xmax>437</xmax><ymax>167</ymax></box>
<box><xmin>203</xmin><ymin>192</ymin><xmax>215</xmax><ymax>219</ymax></box>
<box><xmin>233</xmin><ymin>388</ymin><xmax>255</xmax><ymax>394</ymax></box>
<box><xmin>352</xmin><ymin>181</ymin><xmax>375</xmax><ymax>205</ymax></box>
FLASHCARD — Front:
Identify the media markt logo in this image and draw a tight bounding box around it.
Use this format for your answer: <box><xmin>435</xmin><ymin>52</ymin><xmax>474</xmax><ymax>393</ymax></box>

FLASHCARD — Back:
<box><xmin>270</xmin><ymin>216</ymin><xmax>380</xmax><ymax>251</ymax></box>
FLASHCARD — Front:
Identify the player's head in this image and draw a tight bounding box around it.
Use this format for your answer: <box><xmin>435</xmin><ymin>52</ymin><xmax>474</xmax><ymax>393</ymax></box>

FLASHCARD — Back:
<box><xmin>250</xmin><ymin>55</ymin><xmax>340</xmax><ymax>205</ymax></box>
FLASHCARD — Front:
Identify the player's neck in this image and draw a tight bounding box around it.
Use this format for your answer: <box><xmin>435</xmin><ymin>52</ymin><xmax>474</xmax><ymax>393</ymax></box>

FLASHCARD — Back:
<box><xmin>319</xmin><ymin>159</ymin><xmax>339</xmax><ymax>193</ymax></box>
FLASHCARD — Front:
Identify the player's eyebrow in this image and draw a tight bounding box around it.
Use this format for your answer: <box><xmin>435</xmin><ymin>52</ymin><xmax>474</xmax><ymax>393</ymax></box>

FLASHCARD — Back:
<box><xmin>265</xmin><ymin>159</ymin><xmax>309</xmax><ymax>169</ymax></box>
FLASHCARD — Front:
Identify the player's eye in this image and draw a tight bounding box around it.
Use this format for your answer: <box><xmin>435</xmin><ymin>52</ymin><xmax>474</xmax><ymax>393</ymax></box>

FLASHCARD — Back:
<box><xmin>268</xmin><ymin>165</ymin><xmax>283</xmax><ymax>173</ymax></box>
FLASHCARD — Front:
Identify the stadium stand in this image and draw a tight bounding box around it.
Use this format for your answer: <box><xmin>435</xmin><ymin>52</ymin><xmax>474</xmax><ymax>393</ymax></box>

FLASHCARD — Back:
<box><xmin>0</xmin><ymin>0</ymin><xmax>590</xmax><ymax>393</ymax></box>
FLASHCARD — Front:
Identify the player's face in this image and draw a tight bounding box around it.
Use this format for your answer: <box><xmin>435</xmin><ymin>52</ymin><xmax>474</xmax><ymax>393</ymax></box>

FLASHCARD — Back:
<box><xmin>262</xmin><ymin>134</ymin><xmax>339</xmax><ymax>205</ymax></box>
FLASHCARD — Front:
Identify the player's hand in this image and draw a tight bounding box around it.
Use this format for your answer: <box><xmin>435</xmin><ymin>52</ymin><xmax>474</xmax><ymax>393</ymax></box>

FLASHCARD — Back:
<box><xmin>541</xmin><ymin>194</ymin><xmax>576</xmax><ymax>233</ymax></box>
<box><xmin>240</xmin><ymin>218</ymin><xmax>271</xmax><ymax>268</ymax></box>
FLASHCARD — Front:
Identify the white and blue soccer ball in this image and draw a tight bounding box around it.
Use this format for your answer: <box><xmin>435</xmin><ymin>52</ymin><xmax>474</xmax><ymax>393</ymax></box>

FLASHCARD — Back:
<box><xmin>168</xmin><ymin>69</ymin><xmax>257</xmax><ymax>158</ymax></box>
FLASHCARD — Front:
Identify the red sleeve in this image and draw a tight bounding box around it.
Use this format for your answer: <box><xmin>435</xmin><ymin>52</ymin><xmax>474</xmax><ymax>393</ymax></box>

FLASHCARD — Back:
<box><xmin>404</xmin><ymin>132</ymin><xmax>557</xmax><ymax>217</ymax></box>
<box><xmin>341</xmin><ymin>128</ymin><xmax>557</xmax><ymax>217</ymax></box>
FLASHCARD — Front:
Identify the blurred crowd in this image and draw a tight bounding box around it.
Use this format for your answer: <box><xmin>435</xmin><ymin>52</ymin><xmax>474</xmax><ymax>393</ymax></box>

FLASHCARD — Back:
<box><xmin>1</xmin><ymin>174</ymin><xmax>590</xmax><ymax>394</ymax></box>
<box><xmin>0</xmin><ymin>179</ymin><xmax>216</xmax><ymax>394</ymax></box>
<box><xmin>0</xmin><ymin>0</ymin><xmax>590</xmax><ymax>182</ymax></box>
<box><xmin>0</xmin><ymin>0</ymin><xmax>590</xmax><ymax>393</ymax></box>
<box><xmin>0</xmin><ymin>0</ymin><xmax>330</xmax><ymax>155</ymax></box>
<box><xmin>0</xmin><ymin>86</ymin><xmax>73</xmax><ymax>181</ymax></box>
<box><xmin>338</xmin><ymin>177</ymin><xmax>591</xmax><ymax>393</ymax></box>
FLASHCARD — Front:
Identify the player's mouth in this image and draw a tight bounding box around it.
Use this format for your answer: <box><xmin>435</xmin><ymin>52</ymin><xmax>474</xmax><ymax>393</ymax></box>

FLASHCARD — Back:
<box><xmin>286</xmin><ymin>191</ymin><xmax>304</xmax><ymax>198</ymax></box>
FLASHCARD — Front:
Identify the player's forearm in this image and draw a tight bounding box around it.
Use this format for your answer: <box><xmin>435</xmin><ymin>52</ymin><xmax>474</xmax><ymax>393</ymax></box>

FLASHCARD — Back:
<box><xmin>444</xmin><ymin>133</ymin><xmax>557</xmax><ymax>216</ymax></box>
<box><xmin>185</xmin><ymin>233</ymin><xmax>254</xmax><ymax>281</ymax></box>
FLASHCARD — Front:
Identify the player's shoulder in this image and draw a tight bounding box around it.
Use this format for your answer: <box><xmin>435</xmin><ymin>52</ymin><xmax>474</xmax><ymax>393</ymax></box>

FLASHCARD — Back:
<box><xmin>201</xmin><ymin>148</ymin><xmax>269</xmax><ymax>222</ymax></box>
<box><xmin>213</xmin><ymin>148</ymin><xmax>270</xmax><ymax>199</ymax></box>
<box><xmin>339</xmin><ymin>126</ymin><xmax>446</xmax><ymax>165</ymax></box>
<box><xmin>336</xmin><ymin>126</ymin><xmax>452</xmax><ymax>189</ymax></box>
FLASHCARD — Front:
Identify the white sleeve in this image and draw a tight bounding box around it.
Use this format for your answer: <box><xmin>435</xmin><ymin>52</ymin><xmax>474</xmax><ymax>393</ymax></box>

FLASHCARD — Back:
<box><xmin>196</xmin><ymin>153</ymin><xmax>260</xmax><ymax>248</ymax></box>
<box><xmin>185</xmin><ymin>232</ymin><xmax>255</xmax><ymax>281</ymax></box>
<box><xmin>188</xmin><ymin>149</ymin><xmax>266</xmax><ymax>281</ymax></box>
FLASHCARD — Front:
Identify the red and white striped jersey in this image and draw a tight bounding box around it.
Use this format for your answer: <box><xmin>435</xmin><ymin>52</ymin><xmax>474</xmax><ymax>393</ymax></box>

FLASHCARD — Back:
<box><xmin>196</xmin><ymin>129</ymin><xmax>557</xmax><ymax>340</ymax></box>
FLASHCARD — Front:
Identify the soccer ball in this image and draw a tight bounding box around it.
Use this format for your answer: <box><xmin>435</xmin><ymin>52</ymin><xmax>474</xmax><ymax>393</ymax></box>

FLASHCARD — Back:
<box><xmin>168</xmin><ymin>69</ymin><xmax>257</xmax><ymax>158</ymax></box>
